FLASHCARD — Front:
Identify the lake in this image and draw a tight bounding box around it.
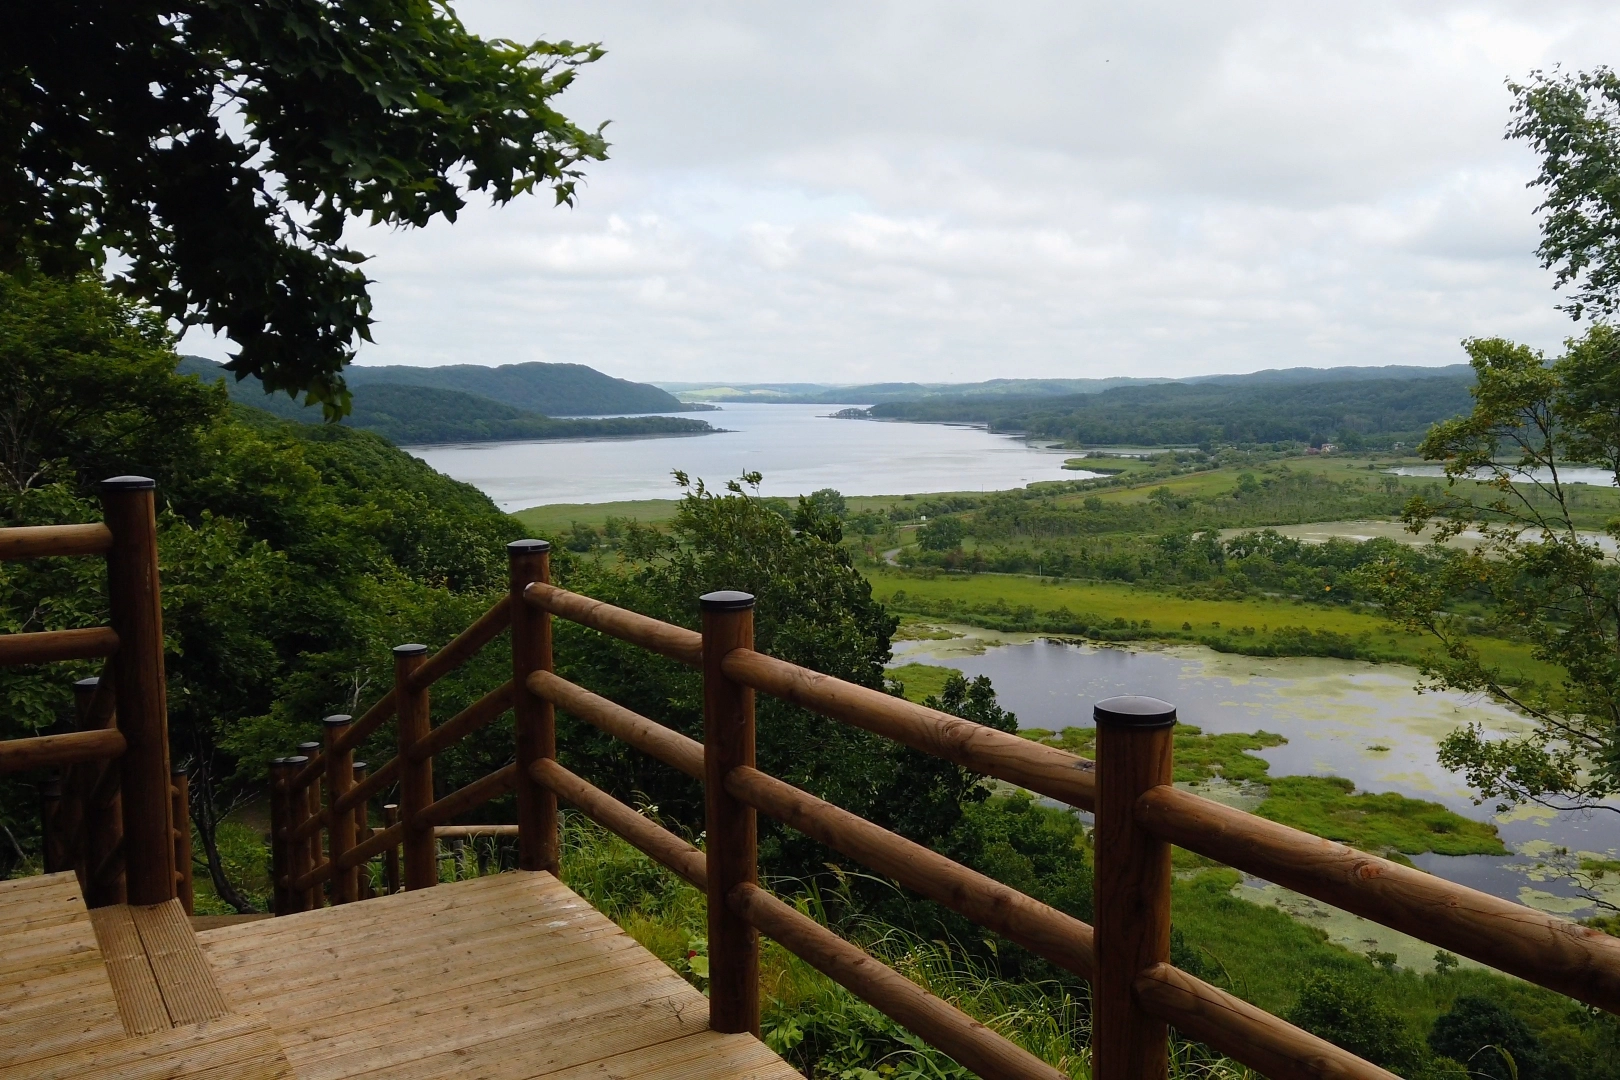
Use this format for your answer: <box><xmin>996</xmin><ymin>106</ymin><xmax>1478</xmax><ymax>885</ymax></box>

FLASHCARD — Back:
<box><xmin>892</xmin><ymin>628</ymin><xmax>1619</xmax><ymax>923</ymax></box>
<box><xmin>406</xmin><ymin>403</ymin><xmax>1091</xmax><ymax>510</ymax></box>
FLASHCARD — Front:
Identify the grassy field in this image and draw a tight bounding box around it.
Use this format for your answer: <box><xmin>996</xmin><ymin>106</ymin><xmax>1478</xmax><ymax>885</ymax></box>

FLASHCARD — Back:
<box><xmin>866</xmin><ymin>566</ymin><xmax>1556</xmax><ymax>683</ymax></box>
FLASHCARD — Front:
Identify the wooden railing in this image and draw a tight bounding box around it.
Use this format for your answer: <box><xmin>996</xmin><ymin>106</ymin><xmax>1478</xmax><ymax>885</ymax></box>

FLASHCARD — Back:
<box><xmin>0</xmin><ymin>478</ymin><xmax>187</xmax><ymax>909</ymax></box>
<box><xmin>270</xmin><ymin>538</ymin><xmax>1620</xmax><ymax>1080</ymax></box>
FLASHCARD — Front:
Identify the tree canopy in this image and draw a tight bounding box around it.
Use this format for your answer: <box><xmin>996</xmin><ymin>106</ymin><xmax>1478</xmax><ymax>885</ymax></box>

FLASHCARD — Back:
<box><xmin>1</xmin><ymin>1</ymin><xmax>607</xmax><ymax>415</ymax></box>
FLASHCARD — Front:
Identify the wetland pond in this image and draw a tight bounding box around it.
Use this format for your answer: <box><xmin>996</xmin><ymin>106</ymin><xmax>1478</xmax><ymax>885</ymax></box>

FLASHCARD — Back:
<box><xmin>891</xmin><ymin>628</ymin><xmax>1617</xmax><ymax>949</ymax></box>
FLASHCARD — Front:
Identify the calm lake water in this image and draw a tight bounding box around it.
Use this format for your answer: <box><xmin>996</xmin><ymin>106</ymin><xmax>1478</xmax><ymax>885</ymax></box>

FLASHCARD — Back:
<box><xmin>406</xmin><ymin>403</ymin><xmax>1090</xmax><ymax>510</ymax></box>
<box><xmin>893</xmin><ymin>631</ymin><xmax>1618</xmax><ymax>915</ymax></box>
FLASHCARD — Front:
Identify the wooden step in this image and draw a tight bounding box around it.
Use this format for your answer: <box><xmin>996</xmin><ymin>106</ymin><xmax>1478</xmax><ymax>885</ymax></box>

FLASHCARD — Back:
<box><xmin>0</xmin><ymin>1013</ymin><xmax>295</xmax><ymax>1080</ymax></box>
<box><xmin>0</xmin><ymin>871</ymin><xmax>126</xmax><ymax>1070</ymax></box>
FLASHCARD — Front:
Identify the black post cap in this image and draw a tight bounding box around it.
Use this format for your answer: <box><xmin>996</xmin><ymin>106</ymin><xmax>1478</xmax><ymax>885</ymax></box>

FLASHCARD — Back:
<box><xmin>284</xmin><ymin>755</ymin><xmax>310</xmax><ymax>766</ymax></box>
<box><xmin>99</xmin><ymin>475</ymin><xmax>155</xmax><ymax>491</ymax></box>
<box><xmin>508</xmin><ymin>539</ymin><xmax>551</xmax><ymax>554</ymax></box>
<box><xmin>1093</xmin><ymin>695</ymin><xmax>1177</xmax><ymax>728</ymax></box>
<box><xmin>171</xmin><ymin>764</ymin><xmax>188</xmax><ymax>777</ymax></box>
<box><xmin>74</xmin><ymin>676</ymin><xmax>100</xmax><ymax>689</ymax></box>
<box><xmin>353</xmin><ymin>761</ymin><xmax>368</xmax><ymax>771</ymax></box>
<box><xmin>295</xmin><ymin>741</ymin><xmax>321</xmax><ymax>753</ymax></box>
<box><xmin>700</xmin><ymin>590</ymin><xmax>755</xmax><ymax>612</ymax></box>
<box><xmin>322</xmin><ymin>714</ymin><xmax>353</xmax><ymax>727</ymax></box>
<box><xmin>392</xmin><ymin>643</ymin><xmax>429</xmax><ymax>656</ymax></box>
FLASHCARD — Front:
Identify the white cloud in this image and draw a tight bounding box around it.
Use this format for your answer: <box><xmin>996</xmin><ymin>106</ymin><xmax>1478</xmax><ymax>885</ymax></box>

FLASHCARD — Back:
<box><xmin>180</xmin><ymin>0</ymin><xmax>1620</xmax><ymax>382</ymax></box>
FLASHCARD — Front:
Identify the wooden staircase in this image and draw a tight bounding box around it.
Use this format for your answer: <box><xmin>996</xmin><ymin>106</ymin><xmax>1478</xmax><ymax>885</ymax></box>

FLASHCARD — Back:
<box><xmin>0</xmin><ymin>871</ymin><xmax>292</xmax><ymax>1078</ymax></box>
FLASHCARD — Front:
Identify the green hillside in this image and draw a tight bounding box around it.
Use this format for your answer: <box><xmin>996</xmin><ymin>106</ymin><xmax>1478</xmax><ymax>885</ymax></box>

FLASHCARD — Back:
<box><xmin>178</xmin><ymin>357</ymin><xmax>715</xmax><ymax>444</ymax></box>
<box><xmin>665</xmin><ymin>365</ymin><xmax>1472</xmax><ymax>405</ymax></box>
<box><xmin>863</xmin><ymin>375</ymin><xmax>1475</xmax><ymax>449</ymax></box>
<box><xmin>344</xmin><ymin>361</ymin><xmax>700</xmax><ymax>415</ymax></box>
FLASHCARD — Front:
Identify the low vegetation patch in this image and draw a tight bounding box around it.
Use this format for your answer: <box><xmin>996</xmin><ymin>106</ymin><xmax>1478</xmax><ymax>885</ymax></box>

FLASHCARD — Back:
<box><xmin>1257</xmin><ymin>777</ymin><xmax>1506</xmax><ymax>857</ymax></box>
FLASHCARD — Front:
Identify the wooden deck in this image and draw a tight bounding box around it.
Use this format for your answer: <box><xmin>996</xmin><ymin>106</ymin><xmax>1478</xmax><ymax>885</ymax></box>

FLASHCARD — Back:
<box><xmin>0</xmin><ymin>870</ymin><xmax>799</xmax><ymax>1079</ymax></box>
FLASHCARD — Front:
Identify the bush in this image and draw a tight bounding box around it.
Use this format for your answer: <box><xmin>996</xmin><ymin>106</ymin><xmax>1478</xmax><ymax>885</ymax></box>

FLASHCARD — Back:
<box><xmin>1429</xmin><ymin>996</ymin><xmax>1548</xmax><ymax>1080</ymax></box>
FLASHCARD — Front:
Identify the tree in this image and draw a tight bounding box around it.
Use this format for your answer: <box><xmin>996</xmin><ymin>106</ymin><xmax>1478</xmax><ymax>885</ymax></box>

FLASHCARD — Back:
<box><xmin>918</xmin><ymin>516</ymin><xmax>965</xmax><ymax>551</ymax></box>
<box><xmin>1429</xmin><ymin>996</ymin><xmax>1548</xmax><ymax>1080</ymax></box>
<box><xmin>1508</xmin><ymin>67</ymin><xmax>1620</xmax><ymax>322</ymax></box>
<box><xmin>1</xmin><ymin>2</ymin><xmax>607</xmax><ymax>414</ymax></box>
<box><xmin>1358</xmin><ymin>332</ymin><xmax>1620</xmax><ymax>819</ymax></box>
<box><xmin>1285</xmin><ymin>972</ymin><xmax>1426</xmax><ymax>1075</ymax></box>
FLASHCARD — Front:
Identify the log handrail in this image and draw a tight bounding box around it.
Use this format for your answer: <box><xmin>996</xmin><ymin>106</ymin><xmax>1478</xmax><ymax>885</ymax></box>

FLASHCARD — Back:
<box><xmin>1136</xmin><ymin>783</ymin><xmax>1620</xmax><ymax>1014</ymax></box>
<box><xmin>726</xmin><ymin>764</ymin><xmax>1097</xmax><ymax>979</ymax></box>
<box><xmin>523</xmin><ymin>580</ymin><xmax>703</xmax><ymax>667</ymax></box>
<box><xmin>721</xmin><ymin>646</ymin><xmax>1097</xmax><ymax>811</ymax></box>
<box><xmin>406</xmin><ymin>599</ymin><xmax>512</xmax><ymax>693</ymax></box>
<box><xmin>411</xmin><ymin>763</ymin><xmax>518</xmax><ymax>832</ymax></box>
<box><xmin>267</xmin><ymin>564</ymin><xmax>1620</xmax><ymax>1080</ymax></box>
<box><xmin>730</xmin><ymin>882</ymin><xmax>1070</xmax><ymax>1080</ymax></box>
<box><xmin>408</xmin><ymin>681</ymin><xmax>514</xmax><ymax>762</ymax></box>
<box><xmin>0</xmin><ymin>728</ymin><xmax>126</xmax><ymax>774</ymax></box>
<box><xmin>527</xmin><ymin>670</ymin><xmax>703</xmax><ymax>779</ymax></box>
<box><xmin>0</xmin><ymin>522</ymin><xmax>114</xmax><ymax>561</ymax></box>
<box><xmin>287</xmin><ymin>688</ymin><xmax>396</xmax><ymax>793</ymax></box>
<box><xmin>0</xmin><ymin>626</ymin><xmax>120</xmax><ymax>667</ymax></box>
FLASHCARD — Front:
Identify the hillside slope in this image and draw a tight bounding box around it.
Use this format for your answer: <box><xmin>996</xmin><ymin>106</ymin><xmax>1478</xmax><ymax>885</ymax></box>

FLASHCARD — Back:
<box><xmin>864</xmin><ymin>375</ymin><xmax>1475</xmax><ymax>448</ymax></box>
<box><xmin>179</xmin><ymin>357</ymin><xmax>714</xmax><ymax>444</ymax></box>
<box><xmin>344</xmin><ymin>361</ymin><xmax>697</xmax><ymax>415</ymax></box>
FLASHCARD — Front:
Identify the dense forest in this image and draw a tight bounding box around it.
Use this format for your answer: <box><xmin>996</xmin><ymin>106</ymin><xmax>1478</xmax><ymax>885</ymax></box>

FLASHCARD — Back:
<box><xmin>179</xmin><ymin>356</ymin><xmax>715</xmax><ymax>444</ymax></box>
<box><xmin>864</xmin><ymin>375</ymin><xmax>1475</xmax><ymax>448</ymax></box>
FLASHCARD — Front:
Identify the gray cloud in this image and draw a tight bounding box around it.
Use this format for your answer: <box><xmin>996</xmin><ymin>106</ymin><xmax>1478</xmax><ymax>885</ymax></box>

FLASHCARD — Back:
<box><xmin>181</xmin><ymin>1</ymin><xmax>1620</xmax><ymax>382</ymax></box>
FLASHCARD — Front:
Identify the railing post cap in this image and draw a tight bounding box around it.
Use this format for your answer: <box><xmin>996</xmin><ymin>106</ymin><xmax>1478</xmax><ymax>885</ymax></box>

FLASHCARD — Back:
<box><xmin>295</xmin><ymin>741</ymin><xmax>321</xmax><ymax>753</ymax></box>
<box><xmin>700</xmin><ymin>590</ymin><xmax>756</xmax><ymax>612</ymax></box>
<box><xmin>284</xmin><ymin>755</ymin><xmax>310</xmax><ymax>766</ymax></box>
<box><xmin>74</xmin><ymin>676</ymin><xmax>100</xmax><ymax>689</ymax></box>
<box><xmin>353</xmin><ymin>761</ymin><xmax>368</xmax><ymax>771</ymax></box>
<box><xmin>171</xmin><ymin>764</ymin><xmax>188</xmax><ymax>777</ymax></box>
<box><xmin>99</xmin><ymin>475</ymin><xmax>156</xmax><ymax>491</ymax></box>
<box><xmin>270</xmin><ymin>756</ymin><xmax>292</xmax><ymax>767</ymax></box>
<box><xmin>322</xmin><ymin>714</ymin><xmax>354</xmax><ymax>727</ymax></box>
<box><xmin>393</xmin><ymin>643</ymin><xmax>429</xmax><ymax>656</ymax></box>
<box><xmin>508</xmin><ymin>538</ymin><xmax>551</xmax><ymax>554</ymax></box>
<box><xmin>1093</xmin><ymin>695</ymin><xmax>1177</xmax><ymax>728</ymax></box>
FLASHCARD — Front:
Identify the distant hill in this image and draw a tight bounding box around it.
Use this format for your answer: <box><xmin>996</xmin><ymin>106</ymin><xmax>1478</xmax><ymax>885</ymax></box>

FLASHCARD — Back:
<box><xmin>663</xmin><ymin>365</ymin><xmax>1471</xmax><ymax>405</ymax></box>
<box><xmin>179</xmin><ymin>357</ymin><xmax>715</xmax><ymax>445</ymax></box>
<box><xmin>344</xmin><ymin>362</ymin><xmax>700</xmax><ymax>415</ymax></box>
<box><xmin>862</xmin><ymin>375</ymin><xmax>1476</xmax><ymax>449</ymax></box>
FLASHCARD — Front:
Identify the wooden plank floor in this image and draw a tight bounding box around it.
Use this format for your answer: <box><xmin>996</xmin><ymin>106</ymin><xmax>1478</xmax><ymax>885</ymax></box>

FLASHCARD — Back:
<box><xmin>0</xmin><ymin>872</ymin><xmax>293</xmax><ymax>1080</ymax></box>
<box><xmin>198</xmin><ymin>871</ymin><xmax>802</xmax><ymax>1080</ymax></box>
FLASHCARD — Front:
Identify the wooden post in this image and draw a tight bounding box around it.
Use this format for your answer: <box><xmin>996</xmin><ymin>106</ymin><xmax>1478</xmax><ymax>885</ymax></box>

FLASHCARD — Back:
<box><xmin>352</xmin><ymin>761</ymin><xmax>372</xmax><ymax>899</ymax></box>
<box><xmin>509</xmin><ymin>540</ymin><xmax>557</xmax><ymax>873</ymax></box>
<box><xmin>283</xmin><ymin>756</ymin><xmax>312</xmax><ymax>913</ymax></box>
<box><xmin>75</xmin><ymin>675</ymin><xmax>124</xmax><ymax>907</ymax></box>
<box><xmin>171</xmin><ymin>766</ymin><xmax>193</xmax><ymax>915</ymax></box>
<box><xmin>268</xmin><ymin>758</ymin><xmax>295</xmax><ymax>915</ymax></box>
<box><xmin>1092</xmin><ymin>695</ymin><xmax>1176</xmax><ymax>1080</ymax></box>
<box><xmin>383</xmin><ymin>803</ymin><xmax>401</xmax><ymax>894</ymax></box>
<box><xmin>295</xmin><ymin>741</ymin><xmax>322</xmax><ymax>908</ymax></box>
<box><xmin>701</xmin><ymin>590</ymin><xmax>760</xmax><ymax>1037</ymax></box>
<box><xmin>100</xmin><ymin>476</ymin><xmax>174</xmax><ymax>906</ymax></box>
<box><xmin>395</xmin><ymin>644</ymin><xmax>436</xmax><ymax>890</ymax></box>
<box><xmin>323</xmin><ymin>715</ymin><xmax>358</xmax><ymax>903</ymax></box>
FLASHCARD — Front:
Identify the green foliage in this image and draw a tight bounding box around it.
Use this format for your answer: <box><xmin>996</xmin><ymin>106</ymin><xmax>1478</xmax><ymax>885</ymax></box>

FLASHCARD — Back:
<box><xmin>1256</xmin><ymin>777</ymin><xmax>1506</xmax><ymax>857</ymax></box>
<box><xmin>1026</xmin><ymin>724</ymin><xmax>1283</xmax><ymax>786</ymax></box>
<box><xmin>918</xmin><ymin>516</ymin><xmax>966</xmax><ymax>551</ymax></box>
<box><xmin>179</xmin><ymin>358</ymin><xmax>715</xmax><ymax>444</ymax></box>
<box><xmin>1429</xmin><ymin>996</ymin><xmax>1549</xmax><ymax>1080</ymax></box>
<box><xmin>343</xmin><ymin>361</ymin><xmax>693</xmax><ymax>416</ymax></box>
<box><xmin>1</xmin><ymin>273</ymin><xmax>225</xmax><ymax>491</ymax></box>
<box><xmin>869</xmin><ymin>377</ymin><xmax>1475</xmax><ymax>450</ymax></box>
<box><xmin>1356</xmin><ymin>328</ymin><xmax>1620</xmax><ymax>812</ymax></box>
<box><xmin>3</xmin><ymin>2</ymin><xmax>607</xmax><ymax>411</ymax></box>
<box><xmin>1508</xmin><ymin>67</ymin><xmax>1620</xmax><ymax>321</ymax></box>
<box><xmin>1286</xmin><ymin>971</ymin><xmax>1428</xmax><ymax>1074</ymax></box>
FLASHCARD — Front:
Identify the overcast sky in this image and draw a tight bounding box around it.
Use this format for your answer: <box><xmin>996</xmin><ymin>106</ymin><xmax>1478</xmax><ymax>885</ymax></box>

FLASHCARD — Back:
<box><xmin>183</xmin><ymin>2</ymin><xmax>1620</xmax><ymax>384</ymax></box>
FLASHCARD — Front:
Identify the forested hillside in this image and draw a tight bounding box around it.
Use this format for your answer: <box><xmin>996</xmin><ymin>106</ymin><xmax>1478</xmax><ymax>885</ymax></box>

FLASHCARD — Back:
<box><xmin>179</xmin><ymin>357</ymin><xmax>714</xmax><ymax>444</ymax></box>
<box><xmin>865</xmin><ymin>375</ymin><xmax>1475</xmax><ymax>448</ymax></box>
<box><xmin>345</xmin><ymin>361</ymin><xmax>698</xmax><ymax>415</ymax></box>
